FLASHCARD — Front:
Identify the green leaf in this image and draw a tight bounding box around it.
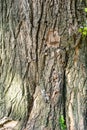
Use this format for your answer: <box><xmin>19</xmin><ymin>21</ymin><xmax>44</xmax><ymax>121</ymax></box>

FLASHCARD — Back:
<box><xmin>82</xmin><ymin>31</ymin><xmax>87</xmax><ymax>36</ymax></box>
<box><xmin>84</xmin><ymin>8</ymin><xmax>87</xmax><ymax>12</ymax></box>
<box><xmin>61</xmin><ymin>116</ymin><xmax>64</xmax><ymax>123</ymax></box>
<box><xmin>78</xmin><ymin>28</ymin><xmax>83</xmax><ymax>33</ymax></box>
<box><xmin>59</xmin><ymin>115</ymin><xmax>66</xmax><ymax>130</ymax></box>
<box><xmin>83</xmin><ymin>27</ymin><xmax>87</xmax><ymax>31</ymax></box>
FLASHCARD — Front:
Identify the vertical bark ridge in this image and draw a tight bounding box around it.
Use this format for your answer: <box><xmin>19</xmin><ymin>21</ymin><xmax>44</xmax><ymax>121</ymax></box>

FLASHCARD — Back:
<box><xmin>0</xmin><ymin>0</ymin><xmax>87</xmax><ymax>130</ymax></box>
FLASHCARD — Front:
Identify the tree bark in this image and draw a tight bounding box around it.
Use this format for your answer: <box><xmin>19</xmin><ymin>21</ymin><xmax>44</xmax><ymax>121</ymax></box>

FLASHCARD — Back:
<box><xmin>0</xmin><ymin>0</ymin><xmax>87</xmax><ymax>130</ymax></box>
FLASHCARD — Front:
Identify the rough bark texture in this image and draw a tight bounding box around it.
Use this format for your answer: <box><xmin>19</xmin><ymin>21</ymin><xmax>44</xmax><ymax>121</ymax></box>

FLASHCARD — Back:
<box><xmin>0</xmin><ymin>0</ymin><xmax>87</xmax><ymax>130</ymax></box>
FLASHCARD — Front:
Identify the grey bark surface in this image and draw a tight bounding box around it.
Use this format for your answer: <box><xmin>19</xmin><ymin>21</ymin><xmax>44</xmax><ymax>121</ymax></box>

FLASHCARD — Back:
<box><xmin>0</xmin><ymin>0</ymin><xmax>87</xmax><ymax>130</ymax></box>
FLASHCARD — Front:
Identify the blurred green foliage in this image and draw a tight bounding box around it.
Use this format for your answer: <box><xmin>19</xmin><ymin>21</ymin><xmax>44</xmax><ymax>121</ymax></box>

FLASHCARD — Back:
<box><xmin>59</xmin><ymin>115</ymin><xmax>66</xmax><ymax>130</ymax></box>
<box><xmin>79</xmin><ymin>8</ymin><xmax>87</xmax><ymax>36</ymax></box>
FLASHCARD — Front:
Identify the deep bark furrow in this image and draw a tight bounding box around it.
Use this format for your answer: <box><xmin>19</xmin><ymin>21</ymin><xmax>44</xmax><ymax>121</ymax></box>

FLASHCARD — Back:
<box><xmin>0</xmin><ymin>0</ymin><xmax>87</xmax><ymax>130</ymax></box>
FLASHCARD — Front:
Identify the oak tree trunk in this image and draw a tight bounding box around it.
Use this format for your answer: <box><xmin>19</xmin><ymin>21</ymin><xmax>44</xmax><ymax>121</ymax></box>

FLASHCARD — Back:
<box><xmin>0</xmin><ymin>0</ymin><xmax>87</xmax><ymax>130</ymax></box>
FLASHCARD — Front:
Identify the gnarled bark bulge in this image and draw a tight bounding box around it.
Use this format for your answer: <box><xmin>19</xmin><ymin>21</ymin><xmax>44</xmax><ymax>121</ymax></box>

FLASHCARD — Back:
<box><xmin>0</xmin><ymin>0</ymin><xmax>87</xmax><ymax>130</ymax></box>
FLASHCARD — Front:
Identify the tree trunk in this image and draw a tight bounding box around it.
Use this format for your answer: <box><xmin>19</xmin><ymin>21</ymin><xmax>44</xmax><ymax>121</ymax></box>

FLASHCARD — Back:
<box><xmin>0</xmin><ymin>0</ymin><xmax>87</xmax><ymax>130</ymax></box>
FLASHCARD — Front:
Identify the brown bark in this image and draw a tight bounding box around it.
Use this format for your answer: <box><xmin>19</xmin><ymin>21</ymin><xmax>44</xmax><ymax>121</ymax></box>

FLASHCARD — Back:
<box><xmin>0</xmin><ymin>0</ymin><xmax>87</xmax><ymax>130</ymax></box>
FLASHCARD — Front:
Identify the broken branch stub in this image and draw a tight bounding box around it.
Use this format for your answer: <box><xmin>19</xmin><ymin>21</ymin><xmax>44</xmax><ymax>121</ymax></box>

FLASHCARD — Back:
<box><xmin>46</xmin><ymin>29</ymin><xmax>60</xmax><ymax>47</ymax></box>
